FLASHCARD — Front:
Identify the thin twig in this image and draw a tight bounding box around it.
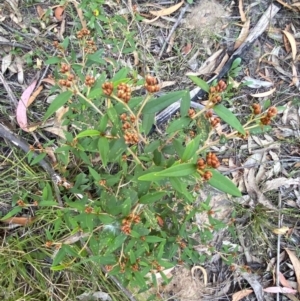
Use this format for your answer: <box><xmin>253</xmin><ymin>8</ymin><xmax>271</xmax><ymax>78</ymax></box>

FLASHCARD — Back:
<box><xmin>276</xmin><ymin>189</ymin><xmax>282</xmax><ymax>301</ymax></box>
<box><xmin>0</xmin><ymin>41</ymin><xmax>32</xmax><ymax>50</ymax></box>
<box><xmin>158</xmin><ymin>4</ymin><xmax>189</xmax><ymax>58</ymax></box>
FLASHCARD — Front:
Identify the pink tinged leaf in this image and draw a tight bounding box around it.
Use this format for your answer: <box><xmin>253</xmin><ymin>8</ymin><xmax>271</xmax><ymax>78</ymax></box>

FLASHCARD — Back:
<box><xmin>264</xmin><ymin>286</ymin><xmax>297</xmax><ymax>294</ymax></box>
<box><xmin>16</xmin><ymin>80</ymin><xmax>37</xmax><ymax>131</ymax></box>
<box><xmin>279</xmin><ymin>272</ymin><xmax>293</xmax><ymax>289</ymax></box>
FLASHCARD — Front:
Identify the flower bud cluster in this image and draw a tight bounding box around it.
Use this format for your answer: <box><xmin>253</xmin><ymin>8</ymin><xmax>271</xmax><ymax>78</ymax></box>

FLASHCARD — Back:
<box><xmin>205</xmin><ymin>110</ymin><xmax>220</xmax><ymax>127</ymax></box>
<box><xmin>102</xmin><ymin>82</ymin><xmax>113</xmax><ymax>96</ymax></box>
<box><xmin>121</xmin><ymin>213</ymin><xmax>141</xmax><ymax>235</ymax></box>
<box><xmin>85</xmin><ymin>75</ymin><xmax>95</xmax><ymax>87</ymax></box>
<box><xmin>117</xmin><ymin>83</ymin><xmax>131</xmax><ymax>103</ymax></box>
<box><xmin>120</xmin><ymin>113</ymin><xmax>138</xmax><ymax>144</ymax></box>
<box><xmin>260</xmin><ymin>106</ymin><xmax>277</xmax><ymax>125</ymax></box>
<box><xmin>252</xmin><ymin>103</ymin><xmax>261</xmax><ymax>115</ymax></box>
<box><xmin>145</xmin><ymin>75</ymin><xmax>160</xmax><ymax>93</ymax></box>
<box><xmin>196</xmin><ymin>152</ymin><xmax>220</xmax><ymax>181</ymax></box>
<box><xmin>209</xmin><ymin>80</ymin><xmax>227</xmax><ymax>104</ymax></box>
<box><xmin>77</xmin><ymin>28</ymin><xmax>91</xmax><ymax>39</ymax></box>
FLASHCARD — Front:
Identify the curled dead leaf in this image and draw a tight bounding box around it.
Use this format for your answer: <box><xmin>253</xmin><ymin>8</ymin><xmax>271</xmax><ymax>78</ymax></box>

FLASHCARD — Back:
<box><xmin>272</xmin><ymin>226</ymin><xmax>289</xmax><ymax>235</ymax></box>
<box><xmin>282</xmin><ymin>30</ymin><xmax>297</xmax><ymax>61</ymax></box>
<box><xmin>250</xmin><ymin>87</ymin><xmax>276</xmax><ymax>98</ymax></box>
<box><xmin>54</xmin><ymin>6</ymin><xmax>65</xmax><ymax>22</ymax></box>
<box><xmin>150</xmin><ymin>1</ymin><xmax>183</xmax><ymax>17</ymax></box>
<box><xmin>285</xmin><ymin>248</ymin><xmax>300</xmax><ymax>292</ymax></box>
<box><xmin>232</xmin><ymin>289</ymin><xmax>253</xmax><ymax>301</ymax></box>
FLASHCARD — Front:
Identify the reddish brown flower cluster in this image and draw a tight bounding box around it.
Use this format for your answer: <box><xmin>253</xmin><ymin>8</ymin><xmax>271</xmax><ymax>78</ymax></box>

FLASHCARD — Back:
<box><xmin>205</xmin><ymin>110</ymin><xmax>220</xmax><ymax>127</ymax></box>
<box><xmin>85</xmin><ymin>40</ymin><xmax>97</xmax><ymax>54</ymax></box>
<box><xmin>152</xmin><ymin>260</ymin><xmax>162</xmax><ymax>272</ymax></box>
<box><xmin>209</xmin><ymin>80</ymin><xmax>227</xmax><ymax>104</ymax></box>
<box><xmin>188</xmin><ymin>108</ymin><xmax>196</xmax><ymax>118</ymax></box>
<box><xmin>117</xmin><ymin>83</ymin><xmax>131</xmax><ymax>103</ymax></box>
<box><xmin>252</xmin><ymin>103</ymin><xmax>261</xmax><ymax>115</ymax></box>
<box><xmin>145</xmin><ymin>75</ymin><xmax>160</xmax><ymax>93</ymax></box>
<box><xmin>121</xmin><ymin>213</ymin><xmax>141</xmax><ymax>235</ymax></box>
<box><xmin>53</xmin><ymin>40</ymin><xmax>64</xmax><ymax>51</ymax></box>
<box><xmin>84</xmin><ymin>206</ymin><xmax>93</xmax><ymax>214</ymax></box>
<box><xmin>120</xmin><ymin>113</ymin><xmax>139</xmax><ymax>144</ymax></box>
<box><xmin>60</xmin><ymin>63</ymin><xmax>70</xmax><ymax>73</ymax></box>
<box><xmin>85</xmin><ymin>75</ymin><xmax>95</xmax><ymax>87</ymax></box>
<box><xmin>102</xmin><ymin>82</ymin><xmax>114</xmax><ymax>96</ymax></box>
<box><xmin>261</xmin><ymin>106</ymin><xmax>278</xmax><ymax>125</ymax></box>
<box><xmin>196</xmin><ymin>153</ymin><xmax>220</xmax><ymax>181</ymax></box>
<box><xmin>77</xmin><ymin>28</ymin><xmax>91</xmax><ymax>39</ymax></box>
<box><xmin>206</xmin><ymin>152</ymin><xmax>220</xmax><ymax>168</ymax></box>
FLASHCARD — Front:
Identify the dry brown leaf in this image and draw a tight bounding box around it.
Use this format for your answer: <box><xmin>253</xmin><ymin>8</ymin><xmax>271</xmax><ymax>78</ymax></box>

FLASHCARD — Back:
<box><xmin>2</xmin><ymin>216</ymin><xmax>35</xmax><ymax>226</ymax></box>
<box><xmin>191</xmin><ymin>266</ymin><xmax>207</xmax><ymax>286</ymax></box>
<box><xmin>232</xmin><ymin>289</ymin><xmax>253</xmax><ymax>301</ymax></box>
<box><xmin>1</xmin><ymin>53</ymin><xmax>12</xmax><ymax>73</ymax></box>
<box><xmin>150</xmin><ymin>1</ymin><xmax>183</xmax><ymax>17</ymax></box>
<box><xmin>276</xmin><ymin>0</ymin><xmax>296</xmax><ymax>11</ymax></box>
<box><xmin>14</xmin><ymin>56</ymin><xmax>24</xmax><ymax>84</ymax></box>
<box><xmin>285</xmin><ymin>249</ymin><xmax>300</xmax><ymax>292</ymax></box>
<box><xmin>234</xmin><ymin>19</ymin><xmax>250</xmax><ymax>49</ymax></box>
<box><xmin>238</xmin><ymin>0</ymin><xmax>246</xmax><ymax>22</ymax></box>
<box><xmin>282</xmin><ymin>30</ymin><xmax>297</xmax><ymax>61</ymax></box>
<box><xmin>71</xmin><ymin>0</ymin><xmax>87</xmax><ymax>28</ymax></box>
<box><xmin>187</xmin><ymin>49</ymin><xmax>223</xmax><ymax>76</ymax></box>
<box><xmin>42</xmin><ymin>77</ymin><xmax>56</xmax><ymax>85</ymax></box>
<box><xmin>36</xmin><ymin>5</ymin><xmax>45</xmax><ymax>19</ymax></box>
<box><xmin>132</xmin><ymin>51</ymin><xmax>139</xmax><ymax>66</ymax></box>
<box><xmin>250</xmin><ymin>87</ymin><xmax>276</xmax><ymax>98</ymax></box>
<box><xmin>54</xmin><ymin>6</ymin><xmax>65</xmax><ymax>21</ymax></box>
<box><xmin>272</xmin><ymin>227</ymin><xmax>289</xmax><ymax>235</ymax></box>
<box><xmin>182</xmin><ymin>43</ymin><xmax>192</xmax><ymax>55</ymax></box>
<box><xmin>262</xmin><ymin>177</ymin><xmax>300</xmax><ymax>193</ymax></box>
<box><xmin>28</xmin><ymin>85</ymin><xmax>43</xmax><ymax>107</ymax></box>
<box><xmin>142</xmin><ymin>16</ymin><xmax>159</xmax><ymax>23</ymax></box>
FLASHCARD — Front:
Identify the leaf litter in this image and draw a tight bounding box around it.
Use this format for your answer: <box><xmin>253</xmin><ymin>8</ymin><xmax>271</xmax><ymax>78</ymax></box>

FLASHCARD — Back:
<box><xmin>2</xmin><ymin>0</ymin><xmax>299</xmax><ymax>300</ymax></box>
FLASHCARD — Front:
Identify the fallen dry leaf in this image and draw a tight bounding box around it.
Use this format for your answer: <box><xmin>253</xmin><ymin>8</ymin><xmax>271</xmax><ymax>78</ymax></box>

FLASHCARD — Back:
<box><xmin>232</xmin><ymin>289</ymin><xmax>253</xmax><ymax>301</ymax></box>
<box><xmin>279</xmin><ymin>272</ymin><xmax>294</xmax><ymax>289</ymax></box>
<box><xmin>262</xmin><ymin>177</ymin><xmax>300</xmax><ymax>193</ymax></box>
<box><xmin>264</xmin><ymin>286</ymin><xmax>297</xmax><ymax>294</ymax></box>
<box><xmin>16</xmin><ymin>79</ymin><xmax>37</xmax><ymax>131</ymax></box>
<box><xmin>2</xmin><ymin>216</ymin><xmax>35</xmax><ymax>226</ymax></box>
<box><xmin>272</xmin><ymin>226</ymin><xmax>289</xmax><ymax>235</ymax></box>
<box><xmin>234</xmin><ymin>18</ymin><xmax>250</xmax><ymax>49</ymax></box>
<box><xmin>238</xmin><ymin>0</ymin><xmax>246</xmax><ymax>22</ymax></box>
<box><xmin>54</xmin><ymin>6</ymin><xmax>65</xmax><ymax>21</ymax></box>
<box><xmin>14</xmin><ymin>56</ymin><xmax>24</xmax><ymax>84</ymax></box>
<box><xmin>36</xmin><ymin>5</ymin><xmax>45</xmax><ymax>19</ymax></box>
<box><xmin>285</xmin><ymin>248</ymin><xmax>300</xmax><ymax>292</ymax></box>
<box><xmin>191</xmin><ymin>266</ymin><xmax>207</xmax><ymax>286</ymax></box>
<box><xmin>70</xmin><ymin>0</ymin><xmax>86</xmax><ymax>28</ymax></box>
<box><xmin>150</xmin><ymin>1</ymin><xmax>183</xmax><ymax>17</ymax></box>
<box><xmin>28</xmin><ymin>85</ymin><xmax>43</xmax><ymax>107</ymax></box>
<box><xmin>250</xmin><ymin>87</ymin><xmax>276</xmax><ymax>98</ymax></box>
<box><xmin>1</xmin><ymin>53</ymin><xmax>12</xmax><ymax>73</ymax></box>
<box><xmin>182</xmin><ymin>43</ymin><xmax>192</xmax><ymax>55</ymax></box>
<box><xmin>282</xmin><ymin>30</ymin><xmax>297</xmax><ymax>61</ymax></box>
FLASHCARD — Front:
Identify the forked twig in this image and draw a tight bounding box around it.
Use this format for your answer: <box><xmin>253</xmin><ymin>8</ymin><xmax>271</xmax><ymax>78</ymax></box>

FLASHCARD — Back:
<box><xmin>158</xmin><ymin>4</ymin><xmax>189</xmax><ymax>58</ymax></box>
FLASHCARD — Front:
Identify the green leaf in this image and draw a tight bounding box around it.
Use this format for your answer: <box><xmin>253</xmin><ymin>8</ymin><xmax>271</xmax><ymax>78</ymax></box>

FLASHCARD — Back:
<box><xmin>108</xmin><ymin>138</ymin><xmax>127</xmax><ymax>161</ymax></box>
<box><xmin>129</xmin><ymin>249</ymin><xmax>136</xmax><ymax>264</ymax></box>
<box><xmin>0</xmin><ymin>206</ymin><xmax>22</xmax><ymax>220</ymax></box>
<box><xmin>98</xmin><ymin>114</ymin><xmax>108</xmax><ymax>132</ymax></box>
<box><xmin>52</xmin><ymin>245</ymin><xmax>67</xmax><ymax>266</ymax></box>
<box><xmin>30</xmin><ymin>153</ymin><xmax>47</xmax><ymax>166</ymax></box>
<box><xmin>139</xmin><ymin>191</ymin><xmax>167</xmax><ymax>204</ymax></box>
<box><xmin>76</xmin><ymin>129</ymin><xmax>100</xmax><ymax>138</ymax></box>
<box><xmin>214</xmin><ymin>104</ymin><xmax>245</xmax><ymax>135</ymax></box>
<box><xmin>208</xmin><ymin>169</ymin><xmax>242</xmax><ymax>197</ymax></box>
<box><xmin>180</xmin><ymin>90</ymin><xmax>191</xmax><ymax>116</ymax></box>
<box><xmin>142</xmin><ymin>113</ymin><xmax>155</xmax><ymax>135</ymax></box>
<box><xmin>188</xmin><ymin>75</ymin><xmax>209</xmax><ymax>92</ymax></box>
<box><xmin>98</xmin><ymin>136</ymin><xmax>109</xmax><ymax>166</ymax></box>
<box><xmin>166</xmin><ymin>117</ymin><xmax>191</xmax><ymax>134</ymax></box>
<box><xmin>122</xmin><ymin>198</ymin><xmax>132</xmax><ymax>216</ymax></box>
<box><xmin>45</xmin><ymin>57</ymin><xmax>61</xmax><ymax>65</ymax></box>
<box><xmin>112</xmin><ymin>68</ymin><xmax>129</xmax><ymax>81</ymax></box>
<box><xmin>181</xmin><ymin>136</ymin><xmax>199</xmax><ymax>162</ymax></box>
<box><xmin>230</xmin><ymin>57</ymin><xmax>241</xmax><ymax>71</ymax></box>
<box><xmin>139</xmin><ymin>163</ymin><xmax>196</xmax><ymax>180</ymax></box>
<box><xmin>143</xmin><ymin>91</ymin><xmax>186</xmax><ymax>114</ymax></box>
<box><xmin>107</xmin><ymin>107</ymin><xmax>119</xmax><ymax>125</ymax></box>
<box><xmin>88</xmin><ymin>166</ymin><xmax>100</xmax><ymax>181</ymax></box>
<box><xmin>44</xmin><ymin>90</ymin><xmax>73</xmax><ymax>121</ymax></box>
<box><xmin>145</xmin><ymin>236</ymin><xmax>165</xmax><ymax>243</ymax></box>
<box><xmin>86</xmin><ymin>50</ymin><xmax>106</xmax><ymax>64</ymax></box>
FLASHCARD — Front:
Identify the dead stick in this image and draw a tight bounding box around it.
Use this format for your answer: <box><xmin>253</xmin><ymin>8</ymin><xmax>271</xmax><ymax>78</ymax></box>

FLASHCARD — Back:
<box><xmin>158</xmin><ymin>4</ymin><xmax>189</xmax><ymax>58</ymax></box>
